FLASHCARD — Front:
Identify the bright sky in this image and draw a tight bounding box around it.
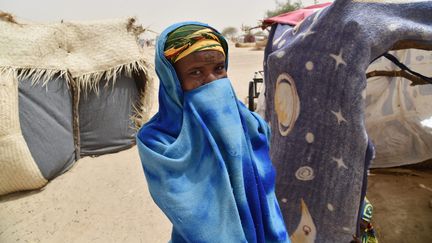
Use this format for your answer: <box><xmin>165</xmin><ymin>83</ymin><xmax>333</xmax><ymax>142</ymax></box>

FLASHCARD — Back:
<box><xmin>0</xmin><ymin>0</ymin><xmax>320</xmax><ymax>34</ymax></box>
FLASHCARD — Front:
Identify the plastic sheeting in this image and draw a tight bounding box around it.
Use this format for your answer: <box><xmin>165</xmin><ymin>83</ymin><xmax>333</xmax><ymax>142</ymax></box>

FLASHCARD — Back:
<box><xmin>366</xmin><ymin>49</ymin><xmax>432</xmax><ymax>168</ymax></box>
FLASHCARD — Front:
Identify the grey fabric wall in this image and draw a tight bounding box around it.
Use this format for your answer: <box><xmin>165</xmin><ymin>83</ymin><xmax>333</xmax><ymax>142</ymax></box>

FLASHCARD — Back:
<box><xmin>18</xmin><ymin>74</ymin><xmax>141</xmax><ymax>180</ymax></box>
<box><xmin>79</xmin><ymin>76</ymin><xmax>139</xmax><ymax>156</ymax></box>
<box><xmin>19</xmin><ymin>77</ymin><xmax>76</xmax><ymax>180</ymax></box>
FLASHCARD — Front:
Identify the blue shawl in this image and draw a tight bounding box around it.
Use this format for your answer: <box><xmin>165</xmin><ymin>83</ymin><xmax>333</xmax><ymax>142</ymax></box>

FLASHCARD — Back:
<box><xmin>137</xmin><ymin>21</ymin><xmax>289</xmax><ymax>243</ymax></box>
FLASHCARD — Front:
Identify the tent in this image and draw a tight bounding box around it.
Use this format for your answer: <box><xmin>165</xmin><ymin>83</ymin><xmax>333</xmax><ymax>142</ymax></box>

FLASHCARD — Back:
<box><xmin>261</xmin><ymin>0</ymin><xmax>432</xmax><ymax>241</ymax></box>
<box><xmin>0</xmin><ymin>14</ymin><xmax>153</xmax><ymax>196</ymax></box>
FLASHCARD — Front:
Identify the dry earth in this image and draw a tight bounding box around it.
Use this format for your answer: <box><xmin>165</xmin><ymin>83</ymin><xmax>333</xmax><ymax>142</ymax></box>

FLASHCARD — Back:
<box><xmin>367</xmin><ymin>162</ymin><xmax>432</xmax><ymax>243</ymax></box>
<box><xmin>1</xmin><ymin>43</ymin><xmax>431</xmax><ymax>243</ymax></box>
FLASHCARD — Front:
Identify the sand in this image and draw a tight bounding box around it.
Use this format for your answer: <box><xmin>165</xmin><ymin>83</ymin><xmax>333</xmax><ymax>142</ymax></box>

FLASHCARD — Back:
<box><xmin>1</xmin><ymin>43</ymin><xmax>431</xmax><ymax>243</ymax></box>
<box><xmin>367</xmin><ymin>165</ymin><xmax>432</xmax><ymax>243</ymax></box>
<box><xmin>0</xmin><ymin>146</ymin><xmax>171</xmax><ymax>243</ymax></box>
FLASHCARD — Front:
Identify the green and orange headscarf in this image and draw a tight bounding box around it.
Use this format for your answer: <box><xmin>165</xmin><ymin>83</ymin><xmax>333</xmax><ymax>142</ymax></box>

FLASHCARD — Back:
<box><xmin>164</xmin><ymin>25</ymin><xmax>228</xmax><ymax>63</ymax></box>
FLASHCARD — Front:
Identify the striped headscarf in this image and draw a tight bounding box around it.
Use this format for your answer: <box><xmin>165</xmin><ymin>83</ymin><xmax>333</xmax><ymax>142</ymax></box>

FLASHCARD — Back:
<box><xmin>164</xmin><ymin>25</ymin><xmax>227</xmax><ymax>63</ymax></box>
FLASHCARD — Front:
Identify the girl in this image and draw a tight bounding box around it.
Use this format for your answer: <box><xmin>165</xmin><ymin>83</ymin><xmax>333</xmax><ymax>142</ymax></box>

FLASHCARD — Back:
<box><xmin>137</xmin><ymin>22</ymin><xmax>289</xmax><ymax>243</ymax></box>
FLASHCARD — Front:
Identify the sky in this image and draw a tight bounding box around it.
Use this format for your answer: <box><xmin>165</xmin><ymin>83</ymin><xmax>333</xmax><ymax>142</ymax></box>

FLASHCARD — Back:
<box><xmin>0</xmin><ymin>0</ymin><xmax>321</xmax><ymax>34</ymax></box>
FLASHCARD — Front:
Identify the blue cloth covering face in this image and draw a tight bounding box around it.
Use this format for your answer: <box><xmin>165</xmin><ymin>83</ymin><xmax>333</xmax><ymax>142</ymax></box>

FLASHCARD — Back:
<box><xmin>137</xmin><ymin>21</ymin><xmax>289</xmax><ymax>243</ymax></box>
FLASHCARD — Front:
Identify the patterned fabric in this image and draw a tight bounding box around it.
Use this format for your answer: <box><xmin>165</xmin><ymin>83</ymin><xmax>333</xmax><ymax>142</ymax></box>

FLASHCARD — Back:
<box><xmin>164</xmin><ymin>25</ymin><xmax>227</xmax><ymax>63</ymax></box>
<box><xmin>361</xmin><ymin>225</ymin><xmax>378</xmax><ymax>243</ymax></box>
<box><xmin>137</xmin><ymin>21</ymin><xmax>289</xmax><ymax>243</ymax></box>
<box><xmin>262</xmin><ymin>0</ymin><xmax>432</xmax><ymax>242</ymax></box>
<box><xmin>359</xmin><ymin>198</ymin><xmax>378</xmax><ymax>243</ymax></box>
<box><xmin>361</xmin><ymin>198</ymin><xmax>373</xmax><ymax>222</ymax></box>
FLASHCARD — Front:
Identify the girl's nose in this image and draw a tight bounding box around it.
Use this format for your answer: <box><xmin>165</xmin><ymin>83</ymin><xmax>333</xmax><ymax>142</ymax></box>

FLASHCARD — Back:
<box><xmin>204</xmin><ymin>72</ymin><xmax>218</xmax><ymax>84</ymax></box>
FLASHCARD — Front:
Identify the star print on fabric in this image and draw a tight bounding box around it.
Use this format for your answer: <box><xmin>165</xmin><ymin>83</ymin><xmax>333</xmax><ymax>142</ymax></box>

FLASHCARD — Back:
<box><xmin>278</xmin><ymin>39</ymin><xmax>287</xmax><ymax>48</ymax></box>
<box><xmin>332</xmin><ymin>157</ymin><xmax>348</xmax><ymax>169</ymax></box>
<box><xmin>330</xmin><ymin>50</ymin><xmax>347</xmax><ymax>70</ymax></box>
<box><xmin>387</xmin><ymin>23</ymin><xmax>400</xmax><ymax>31</ymax></box>
<box><xmin>299</xmin><ymin>27</ymin><xmax>315</xmax><ymax>40</ymax></box>
<box><xmin>276</xmin><ymin>50</ymin><xmax>286</xmax><ymax>58</ymax></box>
<box><xmin>331</xmin><ymin>110</ymin><xmax>347</xmax><ymax>125</ymax></box>
<box><xmin>273</xmin><ymin>27</ymin><xmax>292</xmax><ymax>45</ymax></box>
<box><xmin>296</xmin><ymin>10</ymin><xmax>325</xmax><ymax>40</ymax></box>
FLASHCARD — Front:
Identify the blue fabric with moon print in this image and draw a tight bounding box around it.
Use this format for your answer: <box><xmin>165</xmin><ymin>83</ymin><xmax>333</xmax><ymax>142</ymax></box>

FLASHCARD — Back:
<box><xmin>262</xmin><ymin>0</ymin><xmax>432</xmax><ymax>242</ymax></box>
<box><xmin>136</xmin><ymin>21</ymin><xmax>289</xmax><ymax>243</ymax></box>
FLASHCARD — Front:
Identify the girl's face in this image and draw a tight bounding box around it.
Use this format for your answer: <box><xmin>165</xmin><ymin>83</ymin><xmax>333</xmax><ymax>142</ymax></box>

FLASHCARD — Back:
<box><xmin>174</xmin><ymin>50</ymin><xmax>227</xmax><ymax>91</ymax></box>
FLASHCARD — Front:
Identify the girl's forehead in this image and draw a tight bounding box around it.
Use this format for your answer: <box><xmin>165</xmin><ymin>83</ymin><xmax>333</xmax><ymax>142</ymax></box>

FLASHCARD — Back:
<box><xmin>191</xmin><ymin>51</ymin><xmax>225</xmax><ymax>62</ymax></box>
<box><xmin>176</xmin><ymin>51</ymin><xmax>225</xmax><ymax>69</ymax></box>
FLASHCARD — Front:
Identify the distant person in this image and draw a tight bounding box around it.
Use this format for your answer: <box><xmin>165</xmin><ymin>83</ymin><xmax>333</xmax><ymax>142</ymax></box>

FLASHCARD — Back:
<box><xmin>136</xmin><ymin>22</ymin><xmax>289</xmax><ymax>242</ymax></box>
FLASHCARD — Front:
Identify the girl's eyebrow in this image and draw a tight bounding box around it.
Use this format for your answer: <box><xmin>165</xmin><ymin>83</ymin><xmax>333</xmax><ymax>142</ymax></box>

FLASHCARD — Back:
<box><xmin>185</xmin><ymin>66</ymin><xmax>201</xmax><ymax>73</ymax></box>
<box><xmin>186</xmin><ymin>59</ymin><xmax>225</xmax><ymax>70</ymax></box>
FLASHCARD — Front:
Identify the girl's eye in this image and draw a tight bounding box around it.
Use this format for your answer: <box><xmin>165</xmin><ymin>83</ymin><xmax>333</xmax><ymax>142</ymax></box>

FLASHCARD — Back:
<box><xmin>216</xmin><ymin>65</ymin><xmax>225</xmax><ymax>71</ymax></box>
<box><xmin>189</xmin><ymin>70</ymin><xmax>201</xmax><ymax>76</ymax></box>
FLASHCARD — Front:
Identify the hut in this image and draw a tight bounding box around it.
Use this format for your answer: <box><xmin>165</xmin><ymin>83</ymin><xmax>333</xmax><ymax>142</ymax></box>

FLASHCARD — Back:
<box><xmin>0</xmin><ymin>13</ymin><xmax>153</xmax><ymax>196</ymax></box>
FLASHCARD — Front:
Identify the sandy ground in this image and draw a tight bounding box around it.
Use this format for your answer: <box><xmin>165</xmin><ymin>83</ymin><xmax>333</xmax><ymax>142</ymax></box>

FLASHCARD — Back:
<box><xmin>0</xmin><ymin>146</ymin><xmax>171</xmax><ymax>243</ymax></box>
<box><xmin>367</xmin><ymin>164</ymin><xmax>432</xmax><ymax>243</ymax></box>
<box><xmin>1</xmin><ymin>44</ymin><xmax>431</xmax><ymax>243</ymax></box>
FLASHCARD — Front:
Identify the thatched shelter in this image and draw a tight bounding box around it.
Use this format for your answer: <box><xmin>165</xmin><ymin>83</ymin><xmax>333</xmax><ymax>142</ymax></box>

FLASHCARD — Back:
<box><xmin>0</xmin><ymin>13</ymin><xmax>153</xmax><ymax>196</ymax></box>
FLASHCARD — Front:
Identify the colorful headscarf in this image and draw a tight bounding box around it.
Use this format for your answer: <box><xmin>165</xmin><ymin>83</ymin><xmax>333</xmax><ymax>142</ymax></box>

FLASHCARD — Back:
<box><xmin>137</xmin><ymin>22</ymin><xmax>289</xmax><ymax>242</ymax></box>
<box><xmin>164</xmin><ymin>25</ymin><xmax>227</xmax><ymax>63</ymax></box>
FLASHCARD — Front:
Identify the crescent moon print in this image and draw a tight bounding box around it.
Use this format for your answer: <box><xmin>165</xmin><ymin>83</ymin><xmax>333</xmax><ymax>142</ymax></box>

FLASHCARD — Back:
<box><xmin>290</xmin><ymin>199</ymin><xmax>317</xmax><ymax>243</ymax></box>
<box><xmin>274</xmin><ymin>73</ymin><xmax>300</xmax><ymax>136</ymax></box>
